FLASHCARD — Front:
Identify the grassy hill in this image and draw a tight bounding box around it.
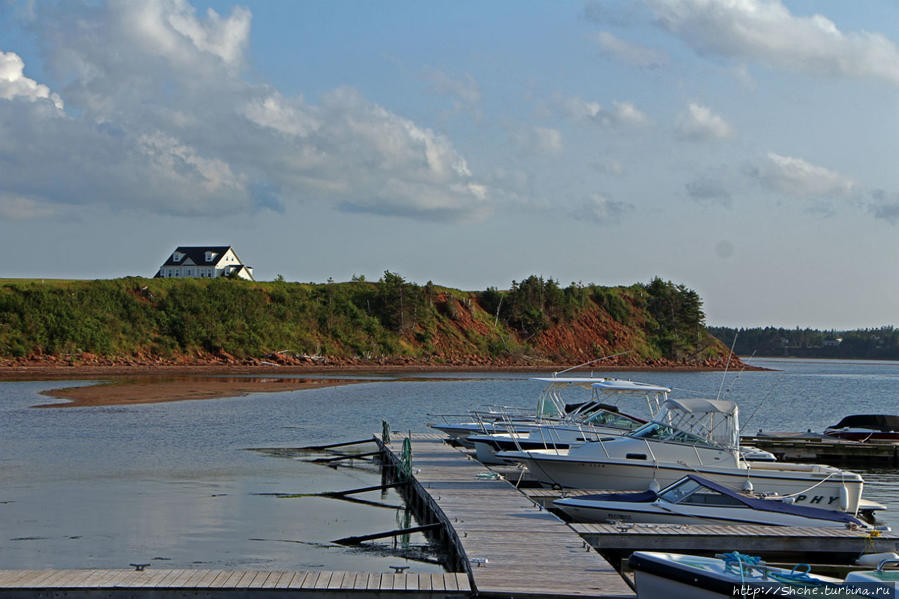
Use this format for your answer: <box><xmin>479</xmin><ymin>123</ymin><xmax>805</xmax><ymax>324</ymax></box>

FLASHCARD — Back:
<box><xmin>0</xmin><ymin>274</ymin><xmax>734</xmax><ymax>367</ymax></box>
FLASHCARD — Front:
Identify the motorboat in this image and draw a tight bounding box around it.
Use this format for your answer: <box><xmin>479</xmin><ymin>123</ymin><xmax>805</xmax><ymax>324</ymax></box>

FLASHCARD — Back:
<box><xmin>553</xmin><ymin>474</ymin><xmax>873</xmax><ymax>528</ymax></box>
<box><xmin>497</xmin><ymin>397</ymin><xmax>865</xmax><ymax>514</ymax></box>
<box><xmin>628</xmin><ymin>551</ymin><xmax>898</xmax><ymax>599</ymax></box>
<box><xmin>467</xmin><ymin>403</ymin><xmax>647</xmax><ymax>466</ymax></box>
<box><xmin>466</xmin><ymin>379</ymin><xmax>667</xmax><ymax>464</ymax></box>
<box><xmin>467</xmin><ymin>381</ymin><xmax>773</xmax><ymax>465</ymax></box>
<box><xmin>824</xmin><ymin>414</ymin><xmax>899</xmax><ymax>441</ymax></box>
<box><xmin>427</xmin><ymin>377</ymin><xmax>668</xmax><ymax>448</ymax></box>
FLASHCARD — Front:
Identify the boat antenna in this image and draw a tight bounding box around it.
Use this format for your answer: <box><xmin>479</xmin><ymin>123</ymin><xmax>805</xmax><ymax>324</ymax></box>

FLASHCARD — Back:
<box><xmin>721</xmin><ymin>349</ymin><xmax>756</xmax><ymax>400</ymax></box>
<box><xmin>715</xmin><ymin>333</ymin><xmax>738</xmax><ymax>401</ymax></box>
<box><xmin>553</xmin><ymin>351</ymin><xmax>630</xmax><ymax>377</ymax></box>
<box><xmin>742</xmin><ymin>369</ymin><xmax>784</xmax><ymax>431</ymax></box>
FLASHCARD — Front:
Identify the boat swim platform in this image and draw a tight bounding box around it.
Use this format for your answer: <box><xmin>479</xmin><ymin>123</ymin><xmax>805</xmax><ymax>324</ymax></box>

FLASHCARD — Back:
<box><xmin>375</xmin><ymin>433</ymin><xmax>635</xmax><ymax>599</ymax></box>
<box><xmin>0</xmin><ymin>569</ymin><xmax>470</xmax><ymax>599</ymax></box>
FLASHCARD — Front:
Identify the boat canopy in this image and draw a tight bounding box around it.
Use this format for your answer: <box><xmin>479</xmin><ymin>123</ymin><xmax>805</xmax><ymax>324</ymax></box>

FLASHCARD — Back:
<box><xmin>591</xmin><ymin>380</ymin><xmax>671</xmax><ymax>393</ymax></box>
<box><xmin>661</xmin><ymin>398</ymin><xmax>737</xmax><ymax>415</ymax></box>
<box><xmin>530</xmin><ymin>377</ymin><xmax>613</xmax><ymax>386</ymax></box>
<box><xmin>531</xmin><ymin>377</ymin><xmax>669</xmax><ymax>420</ymax></box>
<box><xmin>643</xmin><ymin>398</ymin><xmax>739</xmax><ymax>448</ymax></box>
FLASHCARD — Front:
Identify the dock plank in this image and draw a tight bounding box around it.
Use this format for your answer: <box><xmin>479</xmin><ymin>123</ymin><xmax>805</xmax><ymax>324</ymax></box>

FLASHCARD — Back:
<box><xmin>288</xmin><ymin>571</ymin><xmax>311</xmax><ymax>589</ymax></box>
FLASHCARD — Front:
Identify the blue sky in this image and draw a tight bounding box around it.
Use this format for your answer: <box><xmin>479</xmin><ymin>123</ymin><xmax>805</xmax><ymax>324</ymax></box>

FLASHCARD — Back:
<box><xmin>1</xmin><ymin>0</ymin><xmax>898</xmax><ymax>329</ymax></box>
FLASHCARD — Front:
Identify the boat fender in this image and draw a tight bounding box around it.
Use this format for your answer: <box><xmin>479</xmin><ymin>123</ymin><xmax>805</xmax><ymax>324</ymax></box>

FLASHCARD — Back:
<box><xmin>854</xmin><ymin>552</ymin><xmax>899</xmax><ymax>567</ymax></box>
<box><xmin>840</xmin><ymin>484</ymin><xmax>850</xmax><ymax>512</ymax></box>
<box><xmin>743</xmin><ymin>479</ymin><xmax>753</xmax><ymax>493</ymax></box>
<box><xmin>648</xmin><ymin>479</ymin><xmax>660</xmax><ymax>493</ymax></box>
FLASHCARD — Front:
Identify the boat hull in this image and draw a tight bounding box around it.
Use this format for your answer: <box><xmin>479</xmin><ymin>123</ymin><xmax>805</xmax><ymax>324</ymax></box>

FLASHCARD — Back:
<box><xmin>629</xmin><ymin>552</ymin><xmax>845</xmax><ymax>599</ymax></box>
<box><xmin>502</xmin><ymin>451</ymin><xmax>863</xmax><ymax>513</ymax></box>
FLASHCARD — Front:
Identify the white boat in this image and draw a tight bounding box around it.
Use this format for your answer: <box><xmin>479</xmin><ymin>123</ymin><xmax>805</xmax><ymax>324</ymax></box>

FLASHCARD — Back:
<box><xmin>466</xmin><ymin>379</ymin><xmax>669</xmax><ymax>464</ymax></box>
<box><xmin>497</xmin><ymin>397</ymin><xmax>865</xmax><ymax>514</ymax></box>
<box><xmin>427</xmin><ymin>377</ymin><xmax>668</xmax><ymax>448</ymax></box>
<box><xmin>554</xmin><ymin>474</ymin><xmax>873</xmax><ymax>528</ymax></box>
<box><xmin>844</xmin><ymin>557</ymin><xmax>899</xmax><ymax>595</ymax></box>
<box><xmin>469</xmin><ymin>381</ymin><xmax>774</xmax><ymax>466</ymax></box>
<box><xmin>629</xmin><ymin>551</ymin><xmax>897</xmax><ymax>598</ymax></box>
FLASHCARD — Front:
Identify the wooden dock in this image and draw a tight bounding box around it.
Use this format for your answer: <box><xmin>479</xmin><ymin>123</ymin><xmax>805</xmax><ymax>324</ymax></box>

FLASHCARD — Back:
<box><xmin>377</xmin><ymin>433</ymin><xmax>635</xmax><ymax>599</ymax></box>
<box><xmin>741</xmin><ymin>435</ymin><xmax>899</xmax><ymax>466</ymax></box>
<box><xmin>572</xmin><ymin>521</ymin><xmax>898</xmax><ymax>566</ymax></box>
<box><xmin>0</xmin><ymin>569</ymin><xmax>469</xmax><ymax>598</ymax></box>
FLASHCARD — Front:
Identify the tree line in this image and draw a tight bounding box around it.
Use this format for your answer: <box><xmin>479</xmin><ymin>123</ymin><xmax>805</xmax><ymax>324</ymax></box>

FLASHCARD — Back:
<box><xmin>709</xmin><ymin>326</ymin><xmax>899</xmax><ymax>360</ymax></box>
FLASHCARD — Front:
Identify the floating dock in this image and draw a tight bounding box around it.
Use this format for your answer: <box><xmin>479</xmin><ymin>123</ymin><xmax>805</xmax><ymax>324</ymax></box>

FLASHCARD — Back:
<box><xmin>376</xmin><ymin>433</ymin><xmax>635</xmax><ymax>599</ymax></box>
<box><xmin>741</xmin><ymin>434</ymin><xmax>899</xmax><ymax>466</ymax></box>
<box><xmin>0</xmin><ymin>569</ymin><xmax>469</xmax><ymax>598</ymax></box>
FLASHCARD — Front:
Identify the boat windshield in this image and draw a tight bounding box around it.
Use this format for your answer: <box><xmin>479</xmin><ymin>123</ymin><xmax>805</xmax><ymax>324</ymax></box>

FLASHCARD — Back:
<box><xmin>659</xmin><ymin>478</ymin><xmax>745</xmax><ymax>507</ymax></box>
<box><xmin>582</xmin><ymin>409</ymin><xmax>644</xmax><ymax>430</ymax></box>
<box><xmin>630</xmin><ymin>422</ymin><xmax>718</xmax><ymax>447</ymax></box>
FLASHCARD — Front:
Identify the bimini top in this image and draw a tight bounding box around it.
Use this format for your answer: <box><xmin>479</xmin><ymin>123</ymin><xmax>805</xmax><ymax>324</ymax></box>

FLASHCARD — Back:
<box><xmin>661</xmin><ymin>398</ymin><xmax>737</xmax><ymax>415</ymax></box>
<box><xmin>530</xmin><ymin>377</ymin><xmax>615</xmax><ymax>386</ymax></box>
<box><xmin>592</xmin><ymin>380</ymin><xmax>671</xmax><ymax>393</ymax></box>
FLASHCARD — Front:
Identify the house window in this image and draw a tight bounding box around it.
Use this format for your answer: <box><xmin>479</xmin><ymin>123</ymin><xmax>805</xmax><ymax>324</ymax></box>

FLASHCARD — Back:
<box><xmin>205</xmin><ymin>251</ymin><xmax>217</xmax><ymax>262</ymax></box>
<box><xmin>173</xmin><ymin>252</ymin><xmax>183</xmax><ymax>262</ymax></box>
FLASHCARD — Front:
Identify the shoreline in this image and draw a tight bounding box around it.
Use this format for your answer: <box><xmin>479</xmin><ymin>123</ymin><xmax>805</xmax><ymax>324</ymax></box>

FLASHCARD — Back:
<box><xmin>0</xmin><ymin>355</ymin><xmax>766</xmax><ymax>379</ymax></box>
<box><xmin>1</xmin><ymin>359</ymin><xmax>769</xmax><ymax>409</ymax></box>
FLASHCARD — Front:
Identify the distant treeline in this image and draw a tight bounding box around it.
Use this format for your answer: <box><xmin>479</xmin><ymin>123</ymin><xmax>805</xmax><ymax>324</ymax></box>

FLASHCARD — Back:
<box><xmin>0</xmin><ymin>274</ymin><xmax>723</xmax><ymax>364</ymax></box>
<box><xmin>709</xmin><ymin>326</ymin><xmax>899</xmax><ymax>360</ymax></box>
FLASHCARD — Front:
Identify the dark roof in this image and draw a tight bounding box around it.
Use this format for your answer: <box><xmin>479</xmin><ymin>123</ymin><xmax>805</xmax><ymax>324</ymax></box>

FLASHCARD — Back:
<box><xmin>161</xmin><ymin>246</ymin><xmax>234</xmax><ymax>267</ymax></box>
<box><xmin>828</xmin><ymin>414</ymin><xmax>899</xmax><ymax>432</ymax></box>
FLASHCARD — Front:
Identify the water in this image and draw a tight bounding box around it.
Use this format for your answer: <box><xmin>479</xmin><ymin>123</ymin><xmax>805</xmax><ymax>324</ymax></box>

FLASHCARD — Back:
<box><xmin>0</xmin><ymin>358</ymin><xmax>897</xmax><ymax>570</ymax></box>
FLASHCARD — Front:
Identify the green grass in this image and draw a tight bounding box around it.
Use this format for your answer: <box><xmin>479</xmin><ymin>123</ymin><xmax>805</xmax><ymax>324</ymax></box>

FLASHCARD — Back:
<box><xmin>0</xmin><ymin>275</ymin><xmax>724</xmax><ymax>362</ymax></box>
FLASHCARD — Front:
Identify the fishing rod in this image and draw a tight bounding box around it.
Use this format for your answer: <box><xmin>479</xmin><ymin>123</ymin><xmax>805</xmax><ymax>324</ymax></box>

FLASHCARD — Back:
<box><xmin>553</xmin><ymin>351</ymin><xmax>630</xmax><ymax>377</ymax></box>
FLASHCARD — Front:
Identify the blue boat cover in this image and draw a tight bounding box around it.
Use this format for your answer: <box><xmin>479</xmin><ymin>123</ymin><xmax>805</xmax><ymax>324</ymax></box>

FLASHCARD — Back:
<box><xmin>579</xmin><ymin>474</ymin><xmax>863</xmax><ymax>525</ymax></box>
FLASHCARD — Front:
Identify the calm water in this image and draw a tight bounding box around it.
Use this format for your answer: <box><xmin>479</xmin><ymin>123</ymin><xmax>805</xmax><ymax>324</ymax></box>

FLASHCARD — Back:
<box><xmin>0</xmin><ymin>358</ymin><xmax>897</xmax><ymax>571</ymax></box>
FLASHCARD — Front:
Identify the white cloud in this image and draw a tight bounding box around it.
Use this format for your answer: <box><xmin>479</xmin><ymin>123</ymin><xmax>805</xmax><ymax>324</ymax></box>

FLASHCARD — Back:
<box><xmin>676</xmin><ymin>102</ymin><xmax>732</xmax><ymax>141</ymax></box>
<box><xmin>647</xmin><ymin>0</ymin><xmax>899</xmax><ymax>86</ymax></box>
<box><xmin>557</xmin><ymin>95</ymin><xmax>649</xmax><ymax>127</ymax></box>
<box><xmin>119</xmin><ymin>0</ymin><xmax>250</xmax><ymax>68</ymax></box>
<box><xmin>752</xmin><ymin>152</ymin><xmax>855</xmax><ymax>198</ymax></box>
<box><xmin>0</xmin><ymin>0</ymin><xmax>490</xmax><ymax>223</ymax></box>
<box><xmin>513</xmin><ymin>126</ymin><xmax>563</xmax><ymax>155</ymax></box>
<box><xmin>244</xmin><ymin>93</ymin><xmax>320</xmax><ymax>138</ymax></box>
<box><xmin>613</xmin><ymin>101</ymin><xmax>649</xmax><ymax>126</ymax></box>
<box><xmin>0</xmin><ymin>51</ymin><xmax>63</xmax><ymax>109</ymax></box>
<box><xmin>422</xmin><ymin>67</ymin><xmax>481</xmax><ymax>104</ymax></box>
<box><xmin>591</xmin><ymin>31</ymin><xmax>667</xmax><ymax>68</ymax></box>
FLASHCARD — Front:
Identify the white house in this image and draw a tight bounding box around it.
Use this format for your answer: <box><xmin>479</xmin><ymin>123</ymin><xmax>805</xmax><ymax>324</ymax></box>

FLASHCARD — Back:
<box><xmin>154</xmin><ymin>246</ymin><xmax>255</xmax><ymax>281</ymax></box>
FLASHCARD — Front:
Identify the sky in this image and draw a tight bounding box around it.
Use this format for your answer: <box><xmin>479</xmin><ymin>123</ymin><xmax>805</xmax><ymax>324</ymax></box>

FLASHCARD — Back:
<box><xmin>1</xmin><ymin>0</ymin><xmax>898</xmax><ymax>329</ymax></box>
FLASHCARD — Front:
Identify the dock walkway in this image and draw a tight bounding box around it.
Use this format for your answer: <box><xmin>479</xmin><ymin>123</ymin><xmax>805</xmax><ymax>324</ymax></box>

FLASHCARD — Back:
<box><xmin>0</xmin><ymin>569</ymin><xmax>469</xmax><ymax>598</ymax></box>
<box><xmin>377</xmin><ymin>433</ymin><xmax>634</xmax><ymax>599</ymax></box>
